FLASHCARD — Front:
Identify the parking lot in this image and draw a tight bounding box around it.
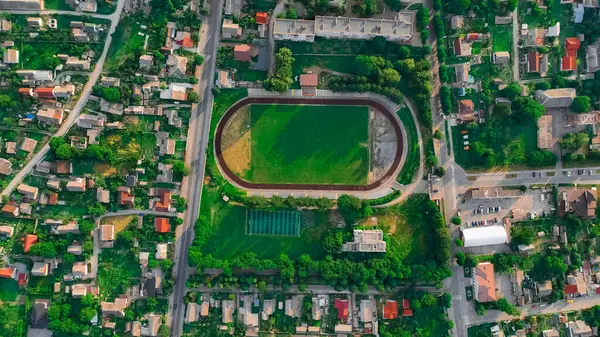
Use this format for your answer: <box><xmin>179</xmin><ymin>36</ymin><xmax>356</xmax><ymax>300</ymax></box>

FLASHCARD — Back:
<box><xmin>461</xmin><ymin>188</ymin><xmax>555</xmax><ymax>228</ymax></box>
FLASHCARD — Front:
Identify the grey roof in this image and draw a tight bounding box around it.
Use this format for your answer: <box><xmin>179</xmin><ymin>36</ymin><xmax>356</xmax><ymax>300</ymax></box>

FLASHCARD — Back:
<box><xmin>535</xmin><ymin>88</ymin><xmax>576</xmax><ymax>108</ymax></box>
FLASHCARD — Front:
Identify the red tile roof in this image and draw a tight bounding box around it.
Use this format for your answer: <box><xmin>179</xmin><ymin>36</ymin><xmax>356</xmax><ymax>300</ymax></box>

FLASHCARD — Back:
<box><xmin>18</xmin><ymin>88</ymin><xmax>32</xmax><ymax>96</ymax></box>
<box><xmin>300</xmin><ymin>74</ymin><xmax>318</xmax><ymax>87</ymax></box>
<box><xmin>18</xmin><ymin>272</ymin><xmax>28</xmax><ymax>286</ymax></box>
<box><xmin>383</xmin><ymin>300</ymin><xmax>398</xmax><ymax>319</ymax></box>
<box><xmin>562</xmin><ymin>38</ymin><xmax>580</xmax><ymax>72</ymax></box>
<box><xmin>334</xmin><ymin>298</ymin><xmax>349</xmax><ymax>320</ymax></box>
<box><xmin>21</xmin><ymin>234</ymin><xmax>38</xmax><ymax>253</ymax></box>
<box><xmin>154</xmin><ymin>217</ymin><xmax>171</xmax><ymax>233</ymax></box>
<box><xmin>256</xmin><ymin>12</ymin><xmax>268</xmax><ymax>25</ymax></box>
<box><xmin>155</xmin><ymin>190</ymin><xmax>171</xmax><ymax>212</ymax></box>
<box><xmin>561</xmin><ymin>56</ymin><xmax>576</xmax><ymax>71</ymax></box>
<box><xmin>0</xmin><ymin>268</ymin><xmax>15</xmax><ymax>279</ymax></box>
<box><xmin>565</xmin><ymin>284</ymin><xmax>579</xmax><ymax>295</ymax></box>
<box><xmin>234</xmin><ymin>44</ymin><xmax>252</xmax><ymax>61</ymax></box>
<box><xmin>34</xmin><ymin>87</ymin><xmax>54</xmax><ymax>98</ymax></box>
<box><xmin>402</xmin><ymin>299</ymin><xmax>413</xmax><ymax>316</ymax></box>
<box><xmin>566</xmin><ymin>37</ymin><xmax>581</xmax><ymax>54</ymax></box>
<box><xmin>48</xmin><ymin>193</ymin><xmax>58</xmax><ymax>205</ymax></box>
<box><xmin>527</xmin><ymin>52</ymin><xmax>540</xmax><ymax>73</ymax></box>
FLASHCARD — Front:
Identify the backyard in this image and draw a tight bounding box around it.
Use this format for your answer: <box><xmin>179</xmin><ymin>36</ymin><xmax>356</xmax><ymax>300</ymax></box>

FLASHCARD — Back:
<box><xmin>491</xmin><ymin>24</ymin><xmax>512</xmax><ymax>53</ymax></box>
<box><xmin>237</xmin><ymin>104</ymin><xmax>370</xmax><ymax>185</ymax></box>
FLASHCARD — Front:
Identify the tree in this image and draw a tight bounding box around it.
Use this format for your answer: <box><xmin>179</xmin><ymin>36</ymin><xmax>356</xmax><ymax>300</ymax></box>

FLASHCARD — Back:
<box><xmin>433</xmin><ymin>0</ymin><xmax>442</xmax><ymax>10</ymax></box>
<box><xmin>158</xmin><ymin>324</ymin><xmax>170</xmax><ymax>337</ymax></box>
<box><xmin>510</xmin><ymin>226</ymin><xmax>536</xmax><ymax>247</ymax></box>
<box><xmin>421</xmin><ymin>293</ymin><xmax>437</xmax><ymax>307</ymax></box>
<box><xmin>79</xmin><ymin>307</ymin><xmax>96</xmax><ymax>322</ymax></box>
<box><xmin>571</xmin><ymin>96</ymin><xmax>592</xmax><ymax>113</ymax></box>
<box><xmin>502</xmin><ymin>83</ymin><xmax>521</xmax><ymax>100</ymax></box>
<box><xmin>535</xmin><ymin>81</ymin><xmax>551</xmax><ymax>90</ymax></box>
<box><xmin>172</xmin><ymin>160</ymin><xmax>190</xmax><ymax>176</ymax></box>
<box><xmin>560</xmin><ymin>132</ymin><xmax>590</xmax><ymax>150</ymax></box>
<box><xmin>0</xmin><ymin>95</ymin><xmax>14</xmax><ymax>108</ymax></box>
<box><xmin>475</xmin><ymin>302</ymin><xmax>486</xmax><ymax>316</ymax></box>
<box><xmin>55</xmin><ymin>144</ymin><xmax>76</xmax><ymax>160</ymax></box>
<box><xmin>456</xmin><ymin>252</ymin><xmax>465</xmax><ymax>265</ymax></box>
<box><xmin>103</xmin><ymin>87</ymin><xmax>121</xmax><ymax>102</ymax></box>
<box><xmin>495</xmin><ymin>298</ymin><xmax>520</xmax><ymax>316</ymax></box>
<box><xmin>381</xmin><ymin>68</ymin><xmax>401</xmax><ymax>84</ymax></box>
<box><xmin>193</xmin><ymin>55</ymin><xmax>204</xmax><ymax>66</ymax></box>
<box><xmin>465</xmin><ymin>254</ymin><xmax>479</xmax><ymax>267</ymax></box>
<box><xmin>451</xmin><ymin>216</ymin><xmax>461</xmax><ymax>225</ymax></box>
<box><xmin>455</xmin><ymin>239</ymin><xmax>463</xmax><ymax>247</ymax></box>
<box><xmin>187</xmin><ymin>91</ymin><xmax>199</xmax><ymax>103</ymax></box>
<box><xmin>442</xmin><ymin>293</ymin><xmax>452</xmax><ymax>308</ymax></box>
<box><xmin>511</xmin><ymin>97</ymin><xmax>545</xmax><ymax>122</ymax></box>
<box><xmin>420</xmin><ymin>30</ymin><xmax>430</xmax><ymax>44</ymax></box>
<box><xmin>359</xmin><ymin>0</ymin><xmax>377</xmax><ymax>17</ymax></box>
<box><xmin>398</xmin><ymin>46</ymin><xmax>411</xmax><ymax>59</ymax></box>
<box><xmin>323</xmin><ymin>230</ymin><xmax>344</xmax><ymax>254</ymax></box>
<box><xmin>450</xmin><ymin>0</ymin><xmax>470</xmax><ymax>14</ymax></box>
<box><xmin>28</xmin><ymin>242</ymin><xmax>58</xmax><ymax>258</ymax></box>
<box><xmin>285</xmin><ymin>7</ymin><xmax>297</xmax><ymax>19</ymax></box>
<box><xmin>264</xmin><ymin>48</ymin><xmax>294</xmax><ymax>92</ymax></box>
<box><xmin>416</xmin><ymin>7</ymin><xmax>430</xmax><ymax>31</ymax></box>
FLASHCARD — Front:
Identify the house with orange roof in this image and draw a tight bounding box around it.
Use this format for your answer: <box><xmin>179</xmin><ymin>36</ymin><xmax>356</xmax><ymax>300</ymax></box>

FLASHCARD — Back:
<box><xmin>561</xmin><ymin>37</ymin><xmax>581</xmax><ymax>72</ymax></box>
<box><xmin>21</xmin><ymin>234</ymin><xmax>38</xmax><ymax>252</ymax></box>
<box><xmin>2</xmin><ymin>204</ymin><xmax>19</xmax><ymax>217</ymax></box>
<box><xmin>234</xmin><ymin>44</ymin><xmax>252</xmax><ymax>61</ymax></box>
<box><xmin>155</xmin><ymin>190</ymin><xmax>172</xmax><ymax>212</ymax></box>
<box><xmin>334</xmin><ymin>298</ymin><xmax>349</xmax><ymax>320</ymax></box>
<box><xmin>383</xmin><ymin>300</ymin><xmax>398</xmax><ymax>319</ymax></box>
<box><xmin>154</xmin><ymin>217</ymin><xmax>171</xmax><ymax>233</ymax></box>
<box><xmin>256</xmin><ymin>12</ymin><xmax>268</xmax><ymax>25</ymax></box>
<box><xmin>34</xmin><ymin>87</ymin><xmax>55</xmax><ymax>99</ymax></box>
<box><xmin>0</xmin><ymin>267</ymin><xmax>16</xmax><ymax>279</ymax></box>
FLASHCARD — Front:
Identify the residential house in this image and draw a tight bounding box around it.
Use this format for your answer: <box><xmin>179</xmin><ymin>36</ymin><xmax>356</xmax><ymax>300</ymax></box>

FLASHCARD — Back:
<box><xmin>285</xmin><ymin>295</ymin><xmax>302</xmax><ymax>318</ymax></box>
<box><xmin>154</xmin><ymin>218</ymin><xmax>170</xmax><ymax>233</ymax></box>
<box><xmin>21</xmin><ymin>234</ymin><xmax>38</xmax><ymax>252</ymax></box>
<box><xmin>118</xmin><ymin>186</ymin><xmax>135</xmax><ymax>206</ymax></box>
<box><xmin>77</xmin><ymin>114</ymin><xmax>105</xmax><ymax>129</ymax></box>
<box><xmin>3</xmin><ymin>49</ymin><xmax>18</xmax><ymax>65</ymax></box>
<box><xmin>101</xmin><ymin>296</ymin><xmax>129</xmax><ymax>317</ymax></box>
<box><xmin>543</xmin><ymin>330</ymin><xmax>560</xmax><ymax>337</ymax></box>
<box><xmin>155</xmin><ymin>243</ymin><xmax>168</xmax><ymax>260</ymax></box>
<box><xmin>455</xmin><ymin>64</ymin><xmax>470</xmax><ymax>83</ymax></box>
<box><xmin>19</xmin><ymin>203</ymin><xmax>31</xmax><ymax>215</ymax></box>
<box><xmin>55</xmin><ymin>160</ymin><xmax>73</xmax><ymax>174</ymax></box>
<box><xmin>222</xmin><ymin>300</ymin><xmax>235</xmax><ymax>323</ymax></box>
<box><xmin>316</xmin><ymin>14</ymin><xmax>415</xmax><ymax>41</ymax></box>
<box><xmin>547</xmin><ymin>22</ymin><xmax>560</xmax><ymax>37</ymax></box>
<box><xmin>567</xmin><ymin>320</ymin><xmax>593</xmax><ymax>337</ymax></box>
<box><xmin>222</xmin><ymin>19</ymin><xmax>242</xmax><ymax>38</ymax></box>
<box><xmin>215</xmin><ymin>70</ymin><xmax>233</xmax><ymax>88</ymax></box>
<box><xmin>97</xmin><ymin>188</ymin><xmax>110</xmax><ymax>203</ymax></box>
<box><xmin>31</xmin><ymin>262</ymin><xmax>49</xmax><ymax>277</ymax></box>
<box><xmin>454</xmin><ymin>37</ymin><xmax>472</xmax><ymax>56</ymax></box>
<box><xmin>457</xmin><ymin>99</ymin><xmax>476</xmax><ymax>123</ymax></box>
<box><xmin>160</xmin><ymin>83</ymin><xmax>188</xmax><ymax>101</ymax></box>
<box><xmin>525</xmin><ymin>28</ymin><xmax>545</xmax><ymax>46</ymax></box>
<box><xmin>16</xmin><ymin>70</ymin><xmax>54</xmax><ymax>83</ymax></box>
<box><xmin>0</xmin><ymin>19</ymin><xmax>11</xmax><ymax>31</ymax></box>
<box><xmin>72</xmin><ymin>262</ymin><xmax>89</xmax><ymax>278</ymax></box>
<box><xmin>0</xmin><ymin>267</ymin><xmax>16</xmax><ymax>279</ymax></box>
<box><xmin>101</xmin><ymin>225</ymin><xmax>115</xmax><ymax>243</ymax></box>
<box><xmin>565</xmin><ymin>273</ymin><xmax>587</xmax><ymax>297</ymax></box>
<box><xmin>0</xmin><ymin>158</ymin><xmax>12</xmax><ymax>175</ymax></box>
<box><xmin>383</xmin><ymin>300</ymin><xmax>398</xmax><ymax>319</ymax></box>
<box><xmin>2</xmin><ymin>204</ymin><xmax>19</xmax><ymax>217</ymax></box>
<box><xmin>26</xmin><ymin>17</ymin><xmax>43</xmax><ymax>28</ymax></box>
<box><xmin>166</xmin><ymin>54</ymin><xmax>187</xmax><ymax>77</ymax></box>
<box><xmin>66</xmin><ymin>178</ymin><xmax>86</xmax><ymax>192</ymax></box>
<box><xmin>37</xmin><ymin>108</ymin><xmax>64</xmax><ymax>125</ymax></box>
<box><xmin>139</xmin><ymin>55</ymin><xmax>153</xmax><ymax>71</ymax></box>
<box><xmin>67</xmin><ymin>243</ymin><xmax>83</xmax><ymax>255</ymax></box>
<box><xmin>334</xmin><ymin>298</ymin><xmax>349</xmax><ymax>320</ymax></box>
<box><xmin>21</xmin><ymin>137</ymin><xmax>37</xmax><ymax>153</ymax></box>
<box><xmin>472</xmin><ymin>262</ymin><xmax>497</xmax><ymax>303</ymax></box>
<box><xmin>586</xmin><ymin>40</ymin><xmax>600</xmax><ymax>73</ymax></box>
<box><xmin>66</xmin><ymin>57</ymin><xmax>90</xmax><ymax>70</ymax></box>
<box><xmin>273</xmin><ymin>19</ymin><xmax>316</xmax><ymax>42</ymax></box>
<box><xmin>234</xmin><ymin>44</ymin><xmax>252</xmax><ymax>61</ymax></box>
<box><xmin>155</xmin><ymin>190</ymin><xmax>172</xmax><ymax>212</ymax></box>
<box><xmin>536</xmin><ymin>281</ymin><xmax>553</xmax><ymax>297</ymax></box>
<box><xmin>71</xmin><ymin>284</ymin><xmax>99</xmax><ymax>298</ymax></box>
<box><xmin>101</xmin><ymin>76</ymin><xmax>121</xmax><ymax>87</ymax></box>
<box><xmin>256</xmin><ymin>12</ymin><xmax>268</xmax><ymax>37</ymax></box>
<box><xmin>402</xmin><ymin>298</ymin><xmax>413</xmax><ymax>316</ymax></box>
<box><xmin>185</xmin><ymin>303</ymin><xmax>199</xmax><ymax>323</ymax></box>
<box><xmin>160</xmin><ymin>138</ymin><xmax>176</xmax><ymax>155</ymax></box>
<box><xmin>54</xmin><ymin>222</ymin><xmax>79</xmax><ymax>235</ymax></box>
<box><xmin>558</xmin><ymin>187</ymin><xmax>597</xmax><ymax>219</ymax></box>
<box><xmin>0</xmin><ymin>225</ymin><xmax>14</xmax><ymax>237</ymax></box>
<box><xmin>5</xmin><ymin>142</ymin><xmax>16</xmax><ymax>155</ymax></box>
<box><xmin>17</xmin><ymin>184</ymin><xmax>38</xmax><ymax>200</ymax></box>
<box><xmin>493</xmin><ymin>51</ymin><xmax>510</xmax><ymax>65</ymax></box>
<box><xmin>561</xmin><ymin>37</ymin><xmax>581</xmax><ymax>72</ymax></box>
<box><xmin>536</xmin><ymin>88</ymin><xmax>576</xmax><ymax>108</ymax></box>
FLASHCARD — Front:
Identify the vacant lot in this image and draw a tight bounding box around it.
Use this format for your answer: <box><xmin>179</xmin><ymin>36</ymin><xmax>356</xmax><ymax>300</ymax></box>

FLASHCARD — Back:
<box><xmin>239</xmin><ymin>104</ymin><xmax>369</xmax><ymax>185</ymax></box>
<box><xmin>491</xmin><ymin>24</ymin><xmax>512</xmax><ymax>53</ymax></box>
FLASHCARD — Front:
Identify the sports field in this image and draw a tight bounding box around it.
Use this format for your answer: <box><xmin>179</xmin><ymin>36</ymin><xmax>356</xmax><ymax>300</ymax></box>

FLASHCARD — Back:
<box><xmin>232</xmin><ymin>104</ymin><xmax>370</xmax><ymax>185</ymax></box>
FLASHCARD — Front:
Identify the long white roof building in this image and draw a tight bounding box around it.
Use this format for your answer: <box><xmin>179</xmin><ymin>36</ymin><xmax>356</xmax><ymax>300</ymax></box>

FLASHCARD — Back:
<box><xmin>462</xmin><ymin>226</ymin><xmax>508</xmax><ymax>247</ymax></box>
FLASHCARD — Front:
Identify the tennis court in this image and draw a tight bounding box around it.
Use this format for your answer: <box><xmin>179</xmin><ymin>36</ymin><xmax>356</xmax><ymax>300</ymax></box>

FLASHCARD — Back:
<box><xmin>246</xmin><ymin>209</ymin><xmax>302</xmax><ymax>237</ymax></box>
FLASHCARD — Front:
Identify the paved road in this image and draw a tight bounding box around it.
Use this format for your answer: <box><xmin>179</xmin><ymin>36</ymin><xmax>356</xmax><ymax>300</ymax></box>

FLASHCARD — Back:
<box><xmin>512</xmin><ymin>9</ymin><xmax>520</xmax><ymax>82</ymax></box>
<box><xmin>168</xmin><ymin>0</ymin><xmax>224</xmax><ymax>334</ymax></box>
<box><xmin>5</xmin><ymin>9</ymin><xmax>117</xmax><ymax>20</ymax></box>
<box><xmin>0</xmin><ymin>1</ymin><xmax>126</xmax><ymax>198</ymax></box>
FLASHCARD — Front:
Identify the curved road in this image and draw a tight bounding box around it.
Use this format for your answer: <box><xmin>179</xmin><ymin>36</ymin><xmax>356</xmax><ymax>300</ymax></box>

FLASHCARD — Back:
<box><xmin>0</xmin><ymin>1</ymin><xmax>126</xmax><ymax>198</ymax></box>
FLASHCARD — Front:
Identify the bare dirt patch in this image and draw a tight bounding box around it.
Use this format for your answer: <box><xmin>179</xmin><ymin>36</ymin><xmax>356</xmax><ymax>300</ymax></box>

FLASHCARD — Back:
<box><xmin>123</xmin><ymin>116</ymin><xmax>139</xmax><ymax>125</ymax></box>
<box><xmin>378</xmin><ymin>214</ymin><xmax>399</xmax><ymax>234</ymax></box>
<box><xmin>369</xmin><ymin>108</ymin><xmax>398</xmax><ymax>183</ymax></box>
<box><xmin>221</xmin><ymin>106</ymin><xmax>251</xmax><ymax>176</ymax></box>
<box><xmin>100</xmin><ymin>215</ymin><xmax>135</xmax><ymax>233</ymax></box>
<box><xmin>94</xmin><ymin>163</ymin><xmax>120</xmax><ymax>176</ymax></box>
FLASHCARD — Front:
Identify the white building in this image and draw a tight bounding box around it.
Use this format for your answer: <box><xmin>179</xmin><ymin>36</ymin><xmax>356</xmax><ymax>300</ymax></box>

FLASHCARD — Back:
<box><xmin>462</xmin><ymin>226</ymin><xmax>508</xmax><ymax>247</ymax></box>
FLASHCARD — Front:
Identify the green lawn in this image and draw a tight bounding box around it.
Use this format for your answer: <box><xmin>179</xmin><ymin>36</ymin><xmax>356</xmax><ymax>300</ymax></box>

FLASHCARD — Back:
<box><xmin>242</xmin><ymin>104</ymin><xmax>369</xmax><ymax>185</ymax></box>
<box><xmin>237</xmin><ymin>70</ymin><xmax>267</xmax><ymax>82</ymax></box>
<box><xmin>0</xmin><ymin>278</ymin><xmax>21</xmax><ymax>301</ymax></box>
<box><xmin>491</xmin><ymin>24</ymin><xmax>512</xmax><ymax>53</ymax></box>
<box><xmin>396</xmin><ymin>107</ymin><xmax>420</xmax><ymax>185</ymax></box>
<box><xmin>97</xmin><ymin>250</ymin><xmax>141</xmax><ymax>301</ymax></box>
<box><xmin>201</xmin><ymin>197</ymin><xmax>329</xmax><ymax>260</ymax></box>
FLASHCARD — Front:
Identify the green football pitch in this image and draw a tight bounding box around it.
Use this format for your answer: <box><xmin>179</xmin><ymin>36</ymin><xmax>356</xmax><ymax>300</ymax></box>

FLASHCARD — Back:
<box><xmin>243</xmin><ymin>104</ymin><xmax>369</xmax><ymax>185</ymax></box>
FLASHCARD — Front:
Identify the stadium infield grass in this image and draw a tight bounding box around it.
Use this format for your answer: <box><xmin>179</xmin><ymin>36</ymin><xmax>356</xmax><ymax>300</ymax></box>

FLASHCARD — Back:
<box><xmin>242</xmin><ymin>104</ymin><xmax>369</xmax><ymax>185</ymax></box>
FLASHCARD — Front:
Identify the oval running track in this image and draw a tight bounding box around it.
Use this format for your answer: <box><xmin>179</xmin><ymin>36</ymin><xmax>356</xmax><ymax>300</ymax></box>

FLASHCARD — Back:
<box><xmin>214</xmin><ymin>96</ymin><xmax>404</xmax><ymax>192</ymax></box>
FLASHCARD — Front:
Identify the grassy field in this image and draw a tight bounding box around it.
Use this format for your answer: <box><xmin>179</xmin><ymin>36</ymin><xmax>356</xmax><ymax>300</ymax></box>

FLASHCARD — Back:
<box><xmin>396</xmin><ymin>107</ymin><xmax>420</xmax><ymax>184</ymax></box>
<box><xmin>200</xmin><ymin>192</ymin><xmax>329</xmax><ymax>260</ymax></box>
<box><xmin>376</xmin><ymin>194</ymin><xmax>435</xmax><ymax>263</ymax></box>
<box><xmin>241</xmin><ymin>104</ymin><xmax>369</xmax><ymax>185</ymax></box>
<box><xmin>491</xmin><ymin>24</ymin><xmax>512</xmax><ymax>53</ymax></box>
